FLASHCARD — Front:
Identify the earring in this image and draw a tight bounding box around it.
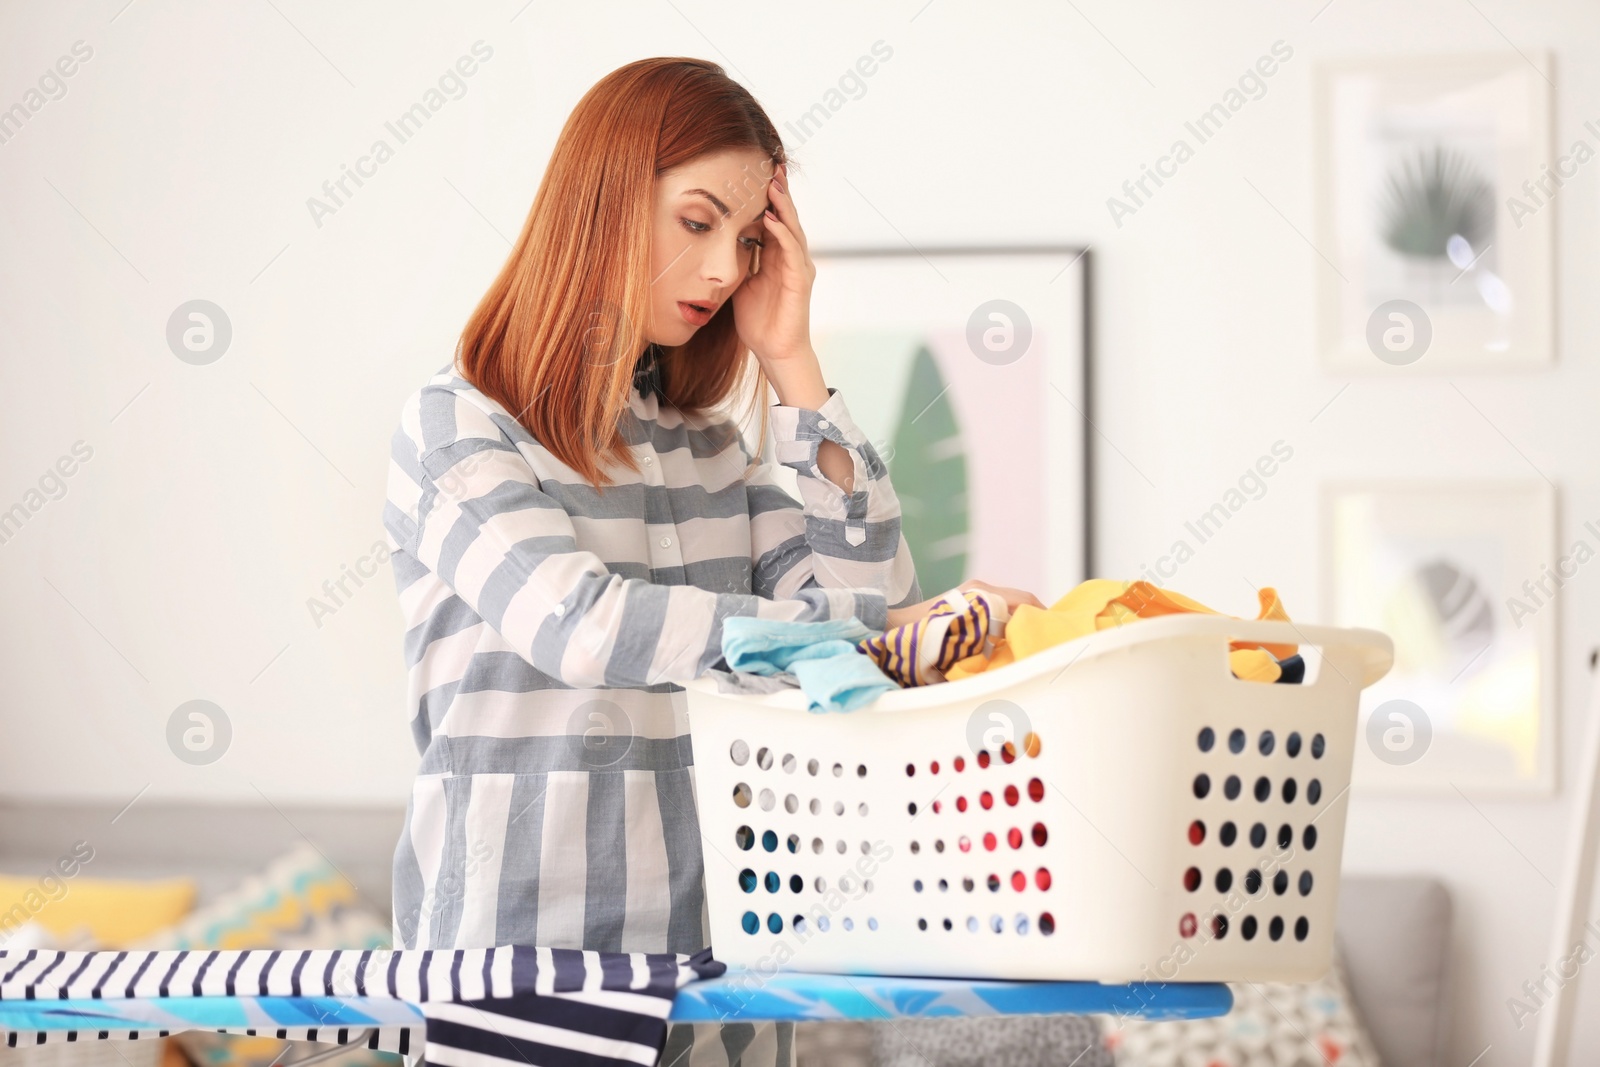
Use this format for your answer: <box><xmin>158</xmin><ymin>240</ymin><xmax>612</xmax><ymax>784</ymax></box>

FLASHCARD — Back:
<box><xmin>750</xmin><ymin>243</ymin><xmax>761</xmax><ymax>276</ymax></box>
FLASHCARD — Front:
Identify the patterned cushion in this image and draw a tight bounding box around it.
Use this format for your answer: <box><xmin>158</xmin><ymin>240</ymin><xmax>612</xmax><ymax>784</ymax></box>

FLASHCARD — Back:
<box><xmin>1100</xmin><ymin>952</ymin><xmax>1382</xmax><ymax>1066</ymax></box>
<box><xmin>128</xmin><ymin>843</ymin><xmax>390</xmax><ymax>952</ymax></box>
<box><xmin>127</xmin><ymin>844</ymin><xmax>398</xmax><ymax>1066</ymax></box>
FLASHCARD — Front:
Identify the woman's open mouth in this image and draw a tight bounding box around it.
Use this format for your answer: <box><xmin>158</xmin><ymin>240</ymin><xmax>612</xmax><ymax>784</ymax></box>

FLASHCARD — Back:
<box><xmin>678</xmin><ymin>301</ymin><xmax>713</xmax><ymax>326</ymax></box>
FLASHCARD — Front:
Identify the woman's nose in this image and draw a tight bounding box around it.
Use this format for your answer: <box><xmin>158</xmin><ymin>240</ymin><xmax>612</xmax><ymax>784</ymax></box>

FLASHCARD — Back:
<box><xmin>703</xmin><ymin>238</ymin><xmax>739</xmax><ymax>287</ymax></box>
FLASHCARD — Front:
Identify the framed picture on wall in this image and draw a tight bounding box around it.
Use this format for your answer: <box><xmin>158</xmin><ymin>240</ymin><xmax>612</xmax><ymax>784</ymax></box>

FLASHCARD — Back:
<box><xmin>760</xmin><ymin>247</ymin><xmax>1092</xmax><ymax>602</ymax></box>
<box><xmin>1313</xmin><ymin>53</ymin><xmax>1554</xmax><ymax>371</ymax></box>
<box><xmin>1321</xmin><ymin>479</ymin><xmax>1558</xmax><ymax>795</ymax></box>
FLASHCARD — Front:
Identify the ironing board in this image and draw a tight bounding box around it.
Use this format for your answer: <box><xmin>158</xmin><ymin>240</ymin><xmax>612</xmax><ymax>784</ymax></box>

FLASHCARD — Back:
<box><xmin>0</xmin><ymin>947</ymin><xmax>1229</xmax><ymax>1064</ymax></box>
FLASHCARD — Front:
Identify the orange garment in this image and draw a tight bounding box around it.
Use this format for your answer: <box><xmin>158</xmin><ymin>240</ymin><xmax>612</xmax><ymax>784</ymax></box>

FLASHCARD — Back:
<box><xmin>945</xmin><ymin>579</ymin><xmax>1298</xmax><ymax>684</ymax></box>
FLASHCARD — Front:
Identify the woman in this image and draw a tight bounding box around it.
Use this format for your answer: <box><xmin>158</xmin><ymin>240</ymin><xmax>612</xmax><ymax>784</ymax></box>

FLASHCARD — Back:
<box><xmin>383</xmin><ymin>57</ymin><xmax>1042</xmax><ymax>1066</ymax></box>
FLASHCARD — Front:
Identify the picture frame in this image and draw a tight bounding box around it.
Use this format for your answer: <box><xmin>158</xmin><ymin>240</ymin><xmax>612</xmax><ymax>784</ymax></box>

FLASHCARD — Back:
<box><xmin>764</xmin><ymin>246</ymin><xmax>1093</xmax><ymax>602</ymax></box>
<box><xmin>1313</xmin><ymin>52</ymin><xmax>1555</xmax><ymax>371</ymax></box>
<box><xmin>1320</xmin><ymin>478</ymin><xmax>1558</xmax><ymax>795</ymax></box>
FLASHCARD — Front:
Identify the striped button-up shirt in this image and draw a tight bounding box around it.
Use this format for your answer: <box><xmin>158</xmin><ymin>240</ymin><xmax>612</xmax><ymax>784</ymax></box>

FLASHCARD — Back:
<box><xmin>382</xmin><ymin>359</ymin><xmax>920</xmax><ymax>1065</ymax></box>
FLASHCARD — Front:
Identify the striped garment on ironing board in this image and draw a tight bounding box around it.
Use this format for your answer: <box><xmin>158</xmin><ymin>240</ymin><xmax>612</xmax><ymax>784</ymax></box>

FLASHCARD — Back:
<box><xmin>0</xmin><ymin>945</ymin><xmax>721</xmax><ymax>1066</ymax></box>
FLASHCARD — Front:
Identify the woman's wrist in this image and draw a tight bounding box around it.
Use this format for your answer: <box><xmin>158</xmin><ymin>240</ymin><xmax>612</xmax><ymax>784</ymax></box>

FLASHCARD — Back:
<box><xmin>762</xmin><ymin>345</ymin><xmax>830</xmax><ymax>410</ymax></box>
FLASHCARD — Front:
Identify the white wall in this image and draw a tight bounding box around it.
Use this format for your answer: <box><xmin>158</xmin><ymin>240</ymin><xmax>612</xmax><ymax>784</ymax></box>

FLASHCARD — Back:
<box><xmin>3</xmin><ymin>0</ymin><xmax>1599</xmax><ymax>1060</ymax></box>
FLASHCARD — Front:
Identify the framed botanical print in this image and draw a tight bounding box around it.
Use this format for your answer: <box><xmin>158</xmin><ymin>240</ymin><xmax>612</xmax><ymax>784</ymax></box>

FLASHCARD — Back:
<box><xmin>1313</xmin><ymin>53</ymin><xmax>1555</xmax><ymax>371</ymax></box>
<box><xmin>1322</xmin><ymin>479</ymin><xmax>1557</xmax><ymax>794</ymax></box>
<box><xmin>761</xmin><ymin>247</ymin><xmax>1092</xmax><ymax>601</ymax></box>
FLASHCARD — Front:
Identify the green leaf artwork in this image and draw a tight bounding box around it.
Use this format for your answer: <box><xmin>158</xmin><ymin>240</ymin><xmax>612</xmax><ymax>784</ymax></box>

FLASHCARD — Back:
<box><xmin>888</xmin><ymin>343</ymin><xmax>969</xmax><ymax>593</ymax></box>
<box><xmin>1379</xmin><ymin>143</ymin><xmax>1494</xmax><ymax>259</ymax></box>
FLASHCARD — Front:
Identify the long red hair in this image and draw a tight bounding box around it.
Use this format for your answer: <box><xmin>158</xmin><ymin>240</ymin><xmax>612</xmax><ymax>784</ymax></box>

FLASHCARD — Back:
<box><xmin>455</xmin><ymin>57</ymin><xmax>788</xmax><ymax>488</ymax></box>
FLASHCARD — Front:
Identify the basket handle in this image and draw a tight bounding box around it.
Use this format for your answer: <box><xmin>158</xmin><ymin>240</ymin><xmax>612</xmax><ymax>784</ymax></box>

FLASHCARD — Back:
<box><xmin>1153</xmin><ymin>614</ymin><xmax>1395</xmax><ymax>690</ymax></box>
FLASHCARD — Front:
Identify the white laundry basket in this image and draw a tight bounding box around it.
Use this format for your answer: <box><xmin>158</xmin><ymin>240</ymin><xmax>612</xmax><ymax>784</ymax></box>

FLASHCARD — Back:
<box><xmin>680</xmin><ymin>613</ymin><xmax>1393</xmax><ymax>984</ymax></box>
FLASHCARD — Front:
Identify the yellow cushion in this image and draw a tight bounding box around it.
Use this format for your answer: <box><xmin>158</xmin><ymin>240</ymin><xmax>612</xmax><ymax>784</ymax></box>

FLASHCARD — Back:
<box><xmin>0</xmin><ymin>873</ymin><xmax>196</xmax><ymax>948</ymax></box>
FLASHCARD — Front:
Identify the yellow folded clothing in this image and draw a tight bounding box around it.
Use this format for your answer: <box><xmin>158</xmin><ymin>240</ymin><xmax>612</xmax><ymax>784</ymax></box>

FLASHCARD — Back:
<box><xmin>945</xmin><ymin>578</ymin><xmax>1298</xmax><ymax>684</ymax></box>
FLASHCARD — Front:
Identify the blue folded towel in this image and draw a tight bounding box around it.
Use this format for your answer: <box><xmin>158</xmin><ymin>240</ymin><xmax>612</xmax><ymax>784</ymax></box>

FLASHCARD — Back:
<box><xmin>720</xmin><ymin>616</ymin><xmax>897</xmax><ymax>713</ymax></box>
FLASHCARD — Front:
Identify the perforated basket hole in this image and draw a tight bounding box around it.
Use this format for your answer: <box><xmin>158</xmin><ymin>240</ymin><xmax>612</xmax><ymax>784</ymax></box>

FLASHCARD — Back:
<box><xmin>1219</xmin><ymin>821</ymin><xmax>1236</xmax><ymax>846</ymax></box>
<box><xmin>786</xmin><ymin>833</ymin><xmax>799</xmax><ymax>853</ymax></box>
<box><xmin>784</xmin><ymin>794</ymin><xmax>798</xmax><ymax>814</ymax></box>
<box><xmin>1258</xmin><ymin>730</ymin><xmax>1275</xmax><ymax>756</ymax></box>
<box><xmin>811</xmin><ymin>837</ymin><xmax>823</xmax><ymax>854</ymax></box>
<box><xmin>1197</xmin><ymin>726</ymin><xmax>1215</xmax><ymax>752</ymax></box>
<box><xmin>733</xmin><ymin>783</ymin><xmax>751</xmax><ymax>808</ymax></box>
<box><xmin>758</xmin><ymin>788</ymin><xmax>775</xmax><ymax>811</ymax></box>
<box><xmin>781</xmin><ymin>753</ymin><xmax>796</xmax><ymax>774</ymax></box>
<box><xmin>807</xmin><ymin>758</ymin><xmax>820</xmax><ymax>776</ymax></box>
<box><xmin>1228</xmin><ymin>728</ymin><xmax>1246</xmax><ymax>754</ymax></box>
<box><xmin>809</xmin><ymin>798</ymin><xmax>821</xmax><ymax>816</ymax></box>
<box><xmin>1241</xmin><ymin>916</ymin><xmax>1257</xmax><ymax>940</ymax></box>
<box><xmin>756</xmin><ymin>747</ymin><xmax>773</xmax><ymax>771</ymax></box>
<box><xmin>832</xmin><ymin>762</ymin><xmax>844</xmax><ymax>777</ymax></box>
<box><xmin>730</xmin><ymin>740</ymin><xmax>750</xmax><ymax>765</ymax></box>
<box><xmin>1286</xmin><ymin>731</ymin><xmax>1302</xmax><ymax>757</ymax></box>
<box><xmin>1224</xmin><ymin>775</ymin><xmax>1241</xmax><ymax>800</ymax></box>
<box><xmin>735</xmin><ymin>825</ymin><xmax>754</xmax><ymax>850</ymax></box>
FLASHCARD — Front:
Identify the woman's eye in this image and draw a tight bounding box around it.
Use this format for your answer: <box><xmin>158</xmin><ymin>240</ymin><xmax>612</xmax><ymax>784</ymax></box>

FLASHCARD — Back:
<box><xmin>680</xmin><ymin>218</ymin><xmax>711</xmax><ymax>234</ymax></box>
<box><xmin>739</xmin><ymin>236</ymin><xmax>764</xmax><ymax>250</ymax></box>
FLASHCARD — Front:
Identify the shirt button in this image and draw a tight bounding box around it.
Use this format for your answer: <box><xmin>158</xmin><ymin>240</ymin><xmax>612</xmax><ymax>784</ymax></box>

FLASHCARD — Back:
<box><xmin>643</xmin><ymin>456</ymin><xmax>653</xmax><ymax>465</ymax></box>
<box><xmin>552</xmin><ymin>603</ymin><xmax>566</xmax><ymax>616</ymax></box>
<box><xmin>817</xmin><ymin>419</ymin><xmax>830</xmax><ymax>429</ymax></box>
<box><xmin>659</xmin><ymin>536</ymin><xmax>672</xmax><ymax>548</ymax></box>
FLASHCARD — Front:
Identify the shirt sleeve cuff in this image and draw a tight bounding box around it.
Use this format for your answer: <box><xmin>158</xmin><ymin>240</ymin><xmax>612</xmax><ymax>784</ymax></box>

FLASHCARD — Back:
<box><xmin>768</xmin><ymin>387</ymin><xmax>880</xmax><ymax>489</ymax></box>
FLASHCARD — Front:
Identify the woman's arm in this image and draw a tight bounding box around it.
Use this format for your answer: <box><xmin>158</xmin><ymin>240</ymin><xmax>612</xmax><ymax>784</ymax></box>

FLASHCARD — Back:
<box><xmin>741</xmin><ymin>376</ymin><xmax>922</xmax><ymax>620</ymax></box>
<box><xmin>386</xmin><ymin>386</ymin><xmax>890</xmax><ymax>690</ymax></box>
